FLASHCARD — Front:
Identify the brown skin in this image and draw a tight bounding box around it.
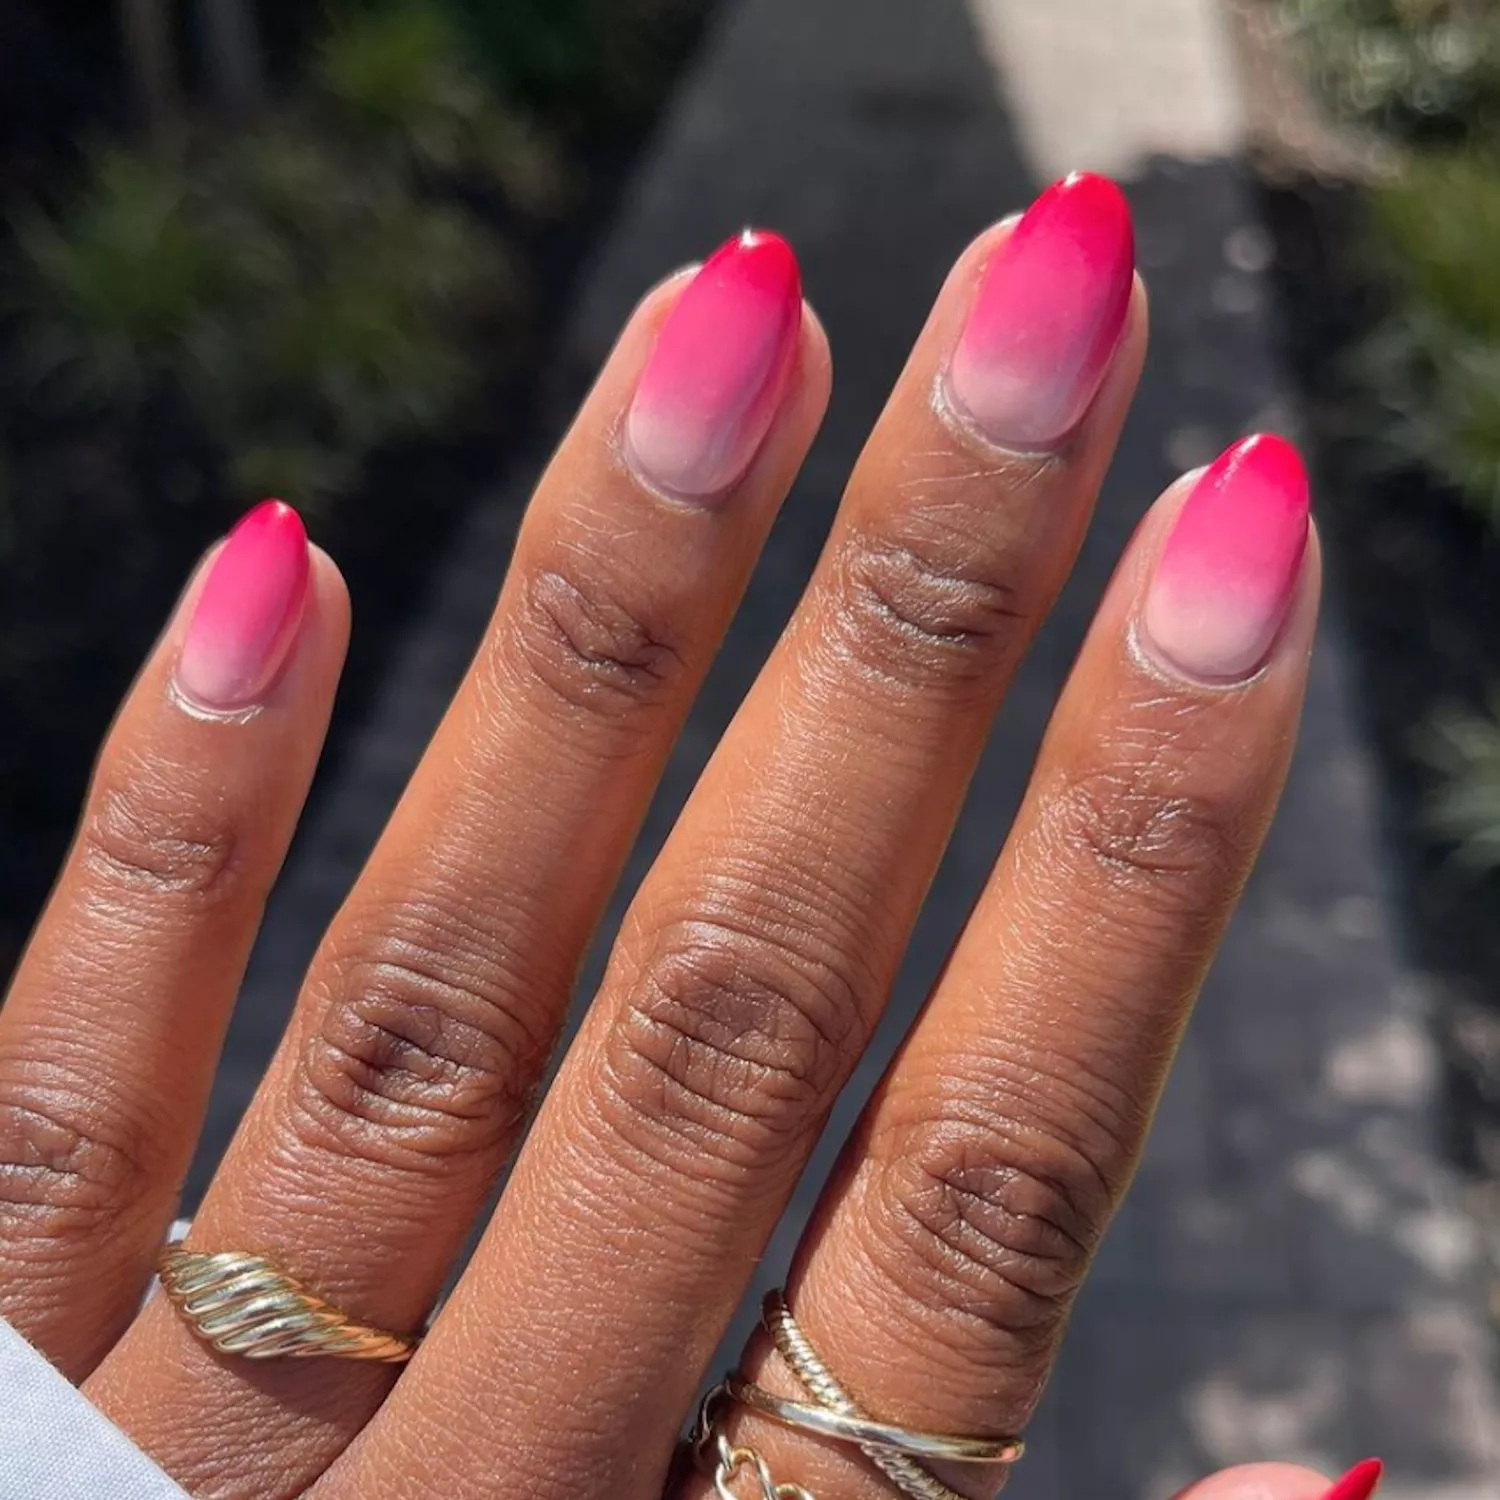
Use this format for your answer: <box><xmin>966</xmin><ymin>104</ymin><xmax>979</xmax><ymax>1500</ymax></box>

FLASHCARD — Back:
<box><xmin>0</xmin><ymin>219</ymin><xmax>1327</xmax><ymax>1500</ymax></box>
<box><xmin>0</xmin><ymin>550</ymin><xmax>350</xmax><ymax>1377</ymax></box>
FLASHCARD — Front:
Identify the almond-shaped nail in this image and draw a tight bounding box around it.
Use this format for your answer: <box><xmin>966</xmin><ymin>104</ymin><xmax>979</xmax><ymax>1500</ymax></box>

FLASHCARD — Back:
<box><xmin>625</xmin><ymin>229</ymin><xmax>802</xmax><ymax>499</ymax></box>
<box><xmin>1141</xmin><ymin>434</ymin><xmax>1310</xmax><ymax>683</ymax></box>
<box><xmin>946</xmin><ymin>171</ymin><xmax>1134</xmax><ymax>449</ymax></box>
<box><xmin>1320</xmin><ymin>1459</ymin><xmax>1383</xmax><ymax>1500</ymax></box>
<box><xmin>175</xmin><ymin>500</ymin><xmax>311</xmax><ymax>710</ymax></box>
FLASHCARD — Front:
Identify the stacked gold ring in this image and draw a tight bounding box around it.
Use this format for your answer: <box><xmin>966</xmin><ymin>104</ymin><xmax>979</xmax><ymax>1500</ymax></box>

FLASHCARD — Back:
<box><xmin>723</xmin><ymin>1378</ymin><xmax>1024</xmax><ymax>1466</ymax></box>
<box><xmin>697</xmin><ymin>1290</ymin><xmax>1024</xmax><ymax>1500</ymax></box>
<box><xmin>157</xmin><ymin>1254</ymin><xmax>1022</xmax><ymax>1500</ymax></box>
<box><xmin>156</xmin><ymin>1249</ymin><xmax>421</xmax><ymax>1363</ymax></box>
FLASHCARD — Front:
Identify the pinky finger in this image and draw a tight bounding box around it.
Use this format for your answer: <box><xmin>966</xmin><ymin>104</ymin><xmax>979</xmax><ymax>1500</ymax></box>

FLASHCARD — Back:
<box><xmin>0</xmin><ymin>502</ymin><xmax>347</xmax><ymax>1377</ymax></box>
<box><xmin>1171</xmin><ymin>1461</ymin><xmax>1382</xmax><ymax>1500</ymax></box>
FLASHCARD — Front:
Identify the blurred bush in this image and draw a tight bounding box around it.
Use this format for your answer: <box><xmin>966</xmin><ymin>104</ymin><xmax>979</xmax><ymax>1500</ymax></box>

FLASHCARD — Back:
<box><xmin>9</xmin><ymin>2</ymin><xmax>540</xmax><ymax>514</ymax></box>
<box><xmin>1423</xmin><ymin>697</ymin><xmax>1500</xmax><ymax>867</ymax></box>
<box><xmin>1353</xmin><ymin>150</ymin><xmax>1500</xmax><ymax>521</ymax></box>
<box><xmin>1281</xmin><ymin>0</ymin><xmax>1500</xmax><ymax>865</ymax></box>
<box><xmin>316</xmin><ymin>3</ymin><xmax>566</xmax><ymax>200</ymax></box>
<box><xmin>0</xmin><ymin>0</ymin><xmax>706</xmax><ymax>976</ymax></box>
<box><xmin>1282</xmin><ymin>0</ymin><xmax>1500</xmax><ymax>143</ymax></box>
<box><xmin>433</xmin><ymin>0</ymin><xmax>702</xmax><ymax>134</ymax></box>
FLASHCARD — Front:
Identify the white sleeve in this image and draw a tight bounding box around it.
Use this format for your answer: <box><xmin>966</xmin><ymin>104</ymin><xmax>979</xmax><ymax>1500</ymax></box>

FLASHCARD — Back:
<box><xmin>0</xmin><ymin>1316</ymin><xmax>189</xmax><ymax>1500</ymax></box>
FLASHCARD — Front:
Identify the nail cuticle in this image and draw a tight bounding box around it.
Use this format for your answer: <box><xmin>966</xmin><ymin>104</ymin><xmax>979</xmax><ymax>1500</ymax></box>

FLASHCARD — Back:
<box><xmin>167</xmin><ymin>679</ymin><xmax>270</xmax><ymax>724</ymax></box>
<box><xmin>619</xmin><ymin>422</ymin><xmax>741</xmax><ymax>511</ymax></box>
<box><xmin>930</xmin><ymin>363</ymin><xmax>1078</xmax><ymax>466</ymax></box>
<box><xmin>1129</xmin><ymin>615</ymin><xmax>1277</xmax><ymax>692</ymax></box>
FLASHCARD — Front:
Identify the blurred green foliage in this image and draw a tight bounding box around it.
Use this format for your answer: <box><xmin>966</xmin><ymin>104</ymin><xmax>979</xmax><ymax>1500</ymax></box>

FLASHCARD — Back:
<box><xmin>1283</xmin><ymin>1</ymin><xmax>1500</xmax><ymax>864</ymax></box>
<box><xmin>8</xmin><ymin>1</ymin><xmax>541</xmax><ymax>512</ymax></box>
<box><xmin>1283</xmin><ymin>7</ymin><xmax>1500</xmax><ymax>526</ymax></box>
<box><xmin>1283</xmin><ymin>0</ymin><xmax>1500</xmax><ymax>142</ymax></box>
<box><xmin>412</xmin><ymin>0</ymin><xmax>698</xmax><ymax>132</ymax></box>
<box><xmin>1422</xmin><ymin>696</ymin><xmax>1500</xmax><ymax>867</ymax></box>
<box><xmin>1354</xmin><ymin>150</ymin><xmax>1500</xmax><ymax>521</ymax></box>
<box><xmin>316</xmin><ymin>3</ymin><xmax>567</xmax><ymax>203</ymax></box>
<box><xmin>0</xmin><ymin>0</ymin><xmax>706</xmax><ymax>972</ymax></box>
<box><xmin>1372</xmin><ymin>150</ymin><xmax>1500</xmax><ymax>330</ymax></box>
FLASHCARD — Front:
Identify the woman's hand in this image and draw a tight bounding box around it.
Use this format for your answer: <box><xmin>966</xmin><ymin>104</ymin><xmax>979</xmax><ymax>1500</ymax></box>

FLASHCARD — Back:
<box><xmin>0</xmin><ymin>174</ymin><xmax>1356</xmax><ymax>1500</ymax></box>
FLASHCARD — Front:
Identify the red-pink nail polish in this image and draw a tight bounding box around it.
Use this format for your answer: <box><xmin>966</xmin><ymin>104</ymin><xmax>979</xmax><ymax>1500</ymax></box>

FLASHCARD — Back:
<box><xmin>946</xmin><ymin>172</ymin><xmax>1134</xmax><ymax>449</ymax></box>
<box><xmin>625</xmin><ymin>229</ymin><xmax>802</xmax><ymax>498</ymax></box>
<box><xmin>1141</xmin><ymin>434</ymin><xmax>1310</xmax><ymax>683</ymax></box>
<box><xmin>1320</xmin><ymin>1459</ymin><xmax>1383</xmax><ymax>1500</ymax></box>
<box><xmin>175</xmin><ymin>500</ymin><xmax>310</xmax><ymax>710</ymax></box>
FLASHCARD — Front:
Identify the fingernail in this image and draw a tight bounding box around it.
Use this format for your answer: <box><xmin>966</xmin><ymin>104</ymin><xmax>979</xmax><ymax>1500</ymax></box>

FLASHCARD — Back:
<box><xmin>946</xmin><ymin>172</ymin><xmax>1134</xmax><ymax>449</ymax></box>
<box><xmin>625</xmin><ymin>229</ymin><xmax>802</xmax><ymax>499</ymax></box>
<box><xmin>1141</xmin><ymin>434</ymin><xmax>1310</xmax><ymax>683</ymax></box>
<box><xmin>1320</xmin><ymin>1459</ymin><xmax>1383</xmax><ymax>1500</ymax></box>
<box><xmin>175</xmin><ymin>500</ymin><xmax>311</xmax><ymax>710</ymax></box>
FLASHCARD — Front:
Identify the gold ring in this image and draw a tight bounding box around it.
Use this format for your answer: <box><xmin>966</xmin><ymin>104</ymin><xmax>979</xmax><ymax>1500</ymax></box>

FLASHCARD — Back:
<box><xmin>156</xmin><ymin>1249</ymin><xmax>421</xmax><ymax>1362</ymax></box>
<box><xmin>716</xmin><ymin>1290</ymin><xmax>1023</xmax><ymax>1500</ymax></box>
<box><xmin>723</xmin><ymin>1378</ymin><xmax>1024</xmax><ymax>1465</ymax></box>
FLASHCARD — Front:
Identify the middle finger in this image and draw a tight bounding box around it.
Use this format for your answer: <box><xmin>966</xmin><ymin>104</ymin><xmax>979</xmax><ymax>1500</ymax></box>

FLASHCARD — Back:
<box><xmin>330</xmin><ymin>172</ymin><xmax>1144</xmax><ymax>1500</ymax></box>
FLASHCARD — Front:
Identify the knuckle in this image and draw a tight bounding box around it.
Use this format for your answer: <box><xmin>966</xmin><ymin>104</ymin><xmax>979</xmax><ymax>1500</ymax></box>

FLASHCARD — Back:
<box><xmin>870</xmin><ymin>1110</ymin><xmax>1118</xmax><ymax>1356</ymax></box>
<box><xmin>600</xmin><ymin>918</ymin><xmax>864</xmax><ymax>1174</ymax></box>
<box><xmin>0</xmin><ymin>1067</ymin><xmax>161</xmax><ymax>1231</ymax></box>
<box><xmin>290</xmin><ymin>910</ymin><xmax>552</xmax><ymax>1174</ymax></box>
<box><xmin>79</xmin><ymin>774</ymin><xmax>243</xmax><ymax>905</ymax></box>
<box><xmin>1044</xmin><ymin>761</ymin><xmax>1241</xmax><ymax>908</ymax></box>
<box><xmin>828</xmin><ymin>515</ymin><xmax>1030</xmax><ymax>694</ymax></box>
<box><xmin>514</xmin><ymin>561</ymin><xmax>689</xmax><ymax>720</ymax></box>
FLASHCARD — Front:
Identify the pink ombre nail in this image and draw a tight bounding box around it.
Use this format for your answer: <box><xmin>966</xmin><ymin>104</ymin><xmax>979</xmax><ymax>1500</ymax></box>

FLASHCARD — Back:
<box><xmin>625</xmin><ymin>229</ymin><xmax>802</xmax><ymax>498</ymax></box>
<box><xmin>1320</xmin><ymin>1460</ymin><xmax>1383</xmax><ymax>1500</ymax></box>
<box><xmin>946</xmin><ymin>172</ymin><xmax>1134</xmax><ymax>449</ymax></box>
<box><xmin>175</xmin><ymin>500</ymin><xmax>310</xmax><ymax>710</ymax></box>
<box><xmin>1142</xmin><ymin>434</ymin><xmax>1310</xmax><ymax>683</ymax></box>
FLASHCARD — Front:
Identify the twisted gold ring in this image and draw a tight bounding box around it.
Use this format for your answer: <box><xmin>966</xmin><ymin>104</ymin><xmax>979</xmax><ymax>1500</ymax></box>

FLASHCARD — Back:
<box><xmin>156</xmin><ymin>1249</ymin><xmax>421</xmax><ymax>1362</ymax></box>
<box><xmin>704</xmin><ymin>1290</ymin><xmax>1024</xmax><ymax>1500</ymax></box>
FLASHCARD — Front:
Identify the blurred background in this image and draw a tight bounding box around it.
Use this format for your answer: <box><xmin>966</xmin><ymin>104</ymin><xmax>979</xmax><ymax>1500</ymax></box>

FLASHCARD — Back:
<box><xmin>5</xmin><ymin>0</ymin><xmax>1500</xmax><ymax>1494</ymax></box>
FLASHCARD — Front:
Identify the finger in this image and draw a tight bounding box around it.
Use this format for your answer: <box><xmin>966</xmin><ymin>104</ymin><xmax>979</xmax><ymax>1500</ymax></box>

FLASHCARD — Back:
<box><xmin>684</xmin><ymin>437</ymin><xmax>1321</xmax><ymax>1500</ymax></box>
<box><xmin>1172</xmin><ymin>1462</ymin><xmax>1379</xmax><ymax>1500</ymax></box>
<box><xmin>0</xmin><ymin>504</ymin><xmax>345</xmax><ymax>1377</ymax></box>
<box><xmin>331</xmin><ymin>173</ymin><xmax>1146</xmax><ymax>1500</ymax></box>
<box><xmin>90</xmin><ymin>233</ymin><xmax>830</xmax><ymax>1497</ymax></box>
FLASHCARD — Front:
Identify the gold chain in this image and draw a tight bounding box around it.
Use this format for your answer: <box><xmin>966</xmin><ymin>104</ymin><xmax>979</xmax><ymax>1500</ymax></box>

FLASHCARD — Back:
<box><xmin>695</xmin><ymin>1292</ymin><xmax>1023</xmax><ymax>1500</ymax></box>
<box><xmin>697</xmin><ymin>1384</ymin><xmax>817</xmax><ymax>1500</ymax></box>
<box><xmin>708</xmin><ymin>1430</ymin><xmax>817</xmax><ymax>1500</ymax></box>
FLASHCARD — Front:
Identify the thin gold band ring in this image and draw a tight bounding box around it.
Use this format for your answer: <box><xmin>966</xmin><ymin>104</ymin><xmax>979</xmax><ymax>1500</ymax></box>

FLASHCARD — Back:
<box><xmin>704</xmin><ymin>1291</ymin><xmax>1024</xmax><ymax>1500</ymax></box>
<box><xmin>723</xmin><ymin>1378</ymin><xmax>1024</xmax><ymax>1466</ymax></box>
<box><xmin>156</xmin><ymin>1248</ymin><xmax>421</xmax><ymax>1362</ymax></box>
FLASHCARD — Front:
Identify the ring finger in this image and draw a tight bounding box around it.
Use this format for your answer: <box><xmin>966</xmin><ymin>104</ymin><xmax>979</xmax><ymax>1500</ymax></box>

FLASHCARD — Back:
<box><xmin>682</xmin><ymin>437</ymin><xmax>1321</xmax><ymax>1500</ymax></box>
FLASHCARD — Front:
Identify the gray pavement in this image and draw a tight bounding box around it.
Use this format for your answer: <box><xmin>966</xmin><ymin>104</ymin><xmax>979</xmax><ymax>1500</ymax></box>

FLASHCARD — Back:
<box><xmin>207</xmin><ymin>0</ymin><xmax>1500</xmax><ymax>1493</ymax></box>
